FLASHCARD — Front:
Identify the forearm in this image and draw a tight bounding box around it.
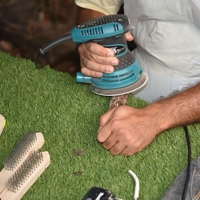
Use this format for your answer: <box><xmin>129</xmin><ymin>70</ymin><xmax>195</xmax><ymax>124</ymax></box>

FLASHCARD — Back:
<box><xmin>77</xmin><ymin>7</ymin><xmax>105</xmax><ymax>24</ymax></box>
<box><xmin>144</xmin><ymin>82</ymin><xmax>200</xmax><ymax>133</ymax></box>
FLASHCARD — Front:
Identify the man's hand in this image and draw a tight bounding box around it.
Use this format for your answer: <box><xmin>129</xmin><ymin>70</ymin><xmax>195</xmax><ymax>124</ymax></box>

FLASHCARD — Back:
<box><xmin>78</xmin><ymin>32</ymin><xmax>134</xmax><ymax>77</ymax></box>
<box><xmin>97</xmin><ymin>105</ymin><xmax>158</xmax><ymax>156</ymax></box>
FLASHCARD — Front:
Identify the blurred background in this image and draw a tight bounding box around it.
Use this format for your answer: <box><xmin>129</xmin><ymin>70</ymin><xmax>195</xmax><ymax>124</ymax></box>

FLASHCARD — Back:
<box><xmin>0</xmin><ymin>0</ymin><xmax>131</xmax><ymax>76</ymax></box>
<box><xmin>0</xmin><ymin>0</ymin><xmax>81</xmax><ymax>76</ymax></box>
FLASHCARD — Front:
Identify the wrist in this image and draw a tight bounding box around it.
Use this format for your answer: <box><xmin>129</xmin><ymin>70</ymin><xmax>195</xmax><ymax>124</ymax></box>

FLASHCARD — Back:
<box><xmin>78</xmin><ymin>8</ymin><xmax>105</xmax><ymax>24</ymax></box>
<box><xmin>143</xmin><ymin>102</ymin><xmax>174</xmax><ymax>135</ymax></box>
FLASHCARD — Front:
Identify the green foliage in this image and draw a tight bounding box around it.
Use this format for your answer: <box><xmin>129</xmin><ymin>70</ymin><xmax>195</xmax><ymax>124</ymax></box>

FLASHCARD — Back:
<box><xmin>0</xmin><ymin>52</ymin><xmax>200</xmax><ymax>199</ymax></box>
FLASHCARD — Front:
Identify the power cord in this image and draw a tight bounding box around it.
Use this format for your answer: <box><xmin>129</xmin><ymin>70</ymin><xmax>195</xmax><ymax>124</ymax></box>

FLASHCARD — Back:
<box><xmin>181</xmin><ymin>125</ymin><xmax>192</xmax><ymax>200</ymax></box>
<box><xmin>128</xmin><ymin>170</ymin><xmax>140</xmax><ymax>200</ymax></box>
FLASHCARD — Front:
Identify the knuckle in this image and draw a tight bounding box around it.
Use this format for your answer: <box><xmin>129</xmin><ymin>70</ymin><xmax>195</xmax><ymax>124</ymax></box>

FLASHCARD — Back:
<box><xmin>133</xmin><ymin>141</ymin><xmax>142</xmax><ymax>151</ymax></box>
<box><xmin>84</xmin><ymin>58</ymin><xmax>90</xmax><ymax>68</ymax></box>
<box><xmin>86</xmin><ymin>42</ymin><xmax>95</xmax><ymax>51</ymax></box>
<box><xmin>103</xmin><ymin>142</ymin><xmax>110</xmax><ymax>150</ymax></box>
<box><xmin>77</xmin><ymin>45</ymin><xmax>81</xmax><ymax>53</ymax></box>
<box><xmin>80</xmin><ymin>67</ymin><xmax>86</xmax><ymax>74</ymax></box>
<box><xmin>81</xmin><ymin>67</ymin><xmax>94</xmax><ymax>77</ymax></box>
<box><xmin>99</xmin><ymin>115</ymin><xmax>107</xmax><ymax>125</ymax></box>
<box><xmin>79</xmin><ymin>56</ymin><xmax>85</xmax><ymax>66</ymax></box>
<box><xmin>78</xmin><ymin>44</ymin><xmax>84</xmax><ymax>54</ymax></box>
<box><xmin>88</xmin><ymin>53</ymin><xmax>96</xmax><ymax>62</ymax></box>
<box><xmin>109</xmin><ymin>119</ymin><xmax>119</xmax><ymax>128</ymax></box>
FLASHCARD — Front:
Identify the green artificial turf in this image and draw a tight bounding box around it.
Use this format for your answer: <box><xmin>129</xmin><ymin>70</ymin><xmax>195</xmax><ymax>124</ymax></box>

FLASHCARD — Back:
<box><xmin>0</xmin><ymin>52</ymin><xmax>200</xmax><ymax>200</ymax></box>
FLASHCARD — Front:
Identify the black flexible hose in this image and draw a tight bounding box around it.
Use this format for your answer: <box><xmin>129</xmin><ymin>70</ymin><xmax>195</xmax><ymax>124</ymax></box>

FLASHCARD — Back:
<box><xmin>35</xmin><ymin>33</ymin><xmax>72</xmax><ymax>66</ymax></box>
<box><xmin>181</xmin><ymin>125</ymin><xmax>192</xmax><ymax>200</ymax></box>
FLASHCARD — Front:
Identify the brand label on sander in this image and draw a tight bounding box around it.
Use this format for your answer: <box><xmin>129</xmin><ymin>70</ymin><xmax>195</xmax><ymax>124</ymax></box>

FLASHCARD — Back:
<box><xmin>109</xmin><ymin>46</ymin><xmax>125</xmax><ymax>56</ymax></box>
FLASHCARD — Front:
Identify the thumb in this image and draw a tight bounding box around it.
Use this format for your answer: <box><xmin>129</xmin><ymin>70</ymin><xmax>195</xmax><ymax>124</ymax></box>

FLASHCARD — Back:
<box><xmin>97</xmin><ymin>108</ymin><xmax>115</xmax><ymax>142</ymax></box>
<box><xmin>125</xmin><ymin>31</ymin><xmax>134</xmax><ymax>41</ymax></box>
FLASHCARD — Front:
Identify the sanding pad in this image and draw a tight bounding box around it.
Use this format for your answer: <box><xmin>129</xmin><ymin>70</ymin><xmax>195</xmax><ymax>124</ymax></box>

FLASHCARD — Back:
<box><xmin>92</xmin><ymin>72</ymin><xmax>148</xmax><ymax>96</ymax></box>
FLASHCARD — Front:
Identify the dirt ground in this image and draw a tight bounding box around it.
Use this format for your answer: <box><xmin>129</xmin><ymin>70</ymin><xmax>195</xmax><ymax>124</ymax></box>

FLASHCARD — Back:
<box><xmin>0</xmin><ymin>0</ymin><xmax>81</xmax><ymax>76</ymax></box>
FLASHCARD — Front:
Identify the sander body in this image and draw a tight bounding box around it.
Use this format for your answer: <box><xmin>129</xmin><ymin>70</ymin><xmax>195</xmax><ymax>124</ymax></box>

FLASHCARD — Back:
<box><xmin>36</xmin><ymin>14</ymin><xmax>148</xmax><ymax>96</ymax></box>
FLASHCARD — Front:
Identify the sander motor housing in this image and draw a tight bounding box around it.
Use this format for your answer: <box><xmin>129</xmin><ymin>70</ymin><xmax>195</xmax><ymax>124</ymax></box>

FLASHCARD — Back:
<box><xmin>36</xmin><ymin>14</ymin><xmax>147</xmax><ymax>96</ymax></box>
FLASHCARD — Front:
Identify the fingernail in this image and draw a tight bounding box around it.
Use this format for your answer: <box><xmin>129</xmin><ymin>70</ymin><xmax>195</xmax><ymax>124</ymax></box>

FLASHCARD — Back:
<box><xmin>98</xmin><ymin>126</ymin><xmax>102</xmax><ymax>132</ymax></box>
<box><xmin>111</xmin><ymin>60</ymin><xmax>118</xmax><ymax>66</ymax></box>
<box><xmin>105</xmin><ymin>67</ymin><xmax>113</xmax><ymax>73</ymax></box>
<box><xmin>107</xmin><ymin>50</ymin><xmax>114</xmax><ymax>57</ymax></box>
<box><xmin>96</xmin><ymin>72</ymin><xmax>103</xmax><ymax>77</ymax></box>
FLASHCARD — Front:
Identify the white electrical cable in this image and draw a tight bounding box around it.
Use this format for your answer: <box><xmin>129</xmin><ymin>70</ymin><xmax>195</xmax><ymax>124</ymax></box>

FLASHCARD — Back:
<box><xmin>128</xmin><ymin>170</ymin><xmax>140</xmax><ymax>200</ymax></box>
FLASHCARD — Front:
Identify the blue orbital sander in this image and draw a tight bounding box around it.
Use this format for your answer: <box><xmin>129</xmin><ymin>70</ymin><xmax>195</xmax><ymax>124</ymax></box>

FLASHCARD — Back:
<box><xmin>35</xmin><ymin>14</ymin><xmax>148</xmax><ymax>96</ymax></box>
